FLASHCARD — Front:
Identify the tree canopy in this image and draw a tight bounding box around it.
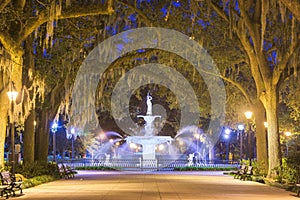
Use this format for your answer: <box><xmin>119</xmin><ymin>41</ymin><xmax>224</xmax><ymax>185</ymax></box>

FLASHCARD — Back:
<box><xmin>0</xmin><ymin>0</ymin><xmax>300</xmax><ymax>179</ymax></box>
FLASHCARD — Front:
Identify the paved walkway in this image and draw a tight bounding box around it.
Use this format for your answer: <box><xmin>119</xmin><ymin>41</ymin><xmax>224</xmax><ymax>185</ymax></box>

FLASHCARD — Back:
<box><xmin>14</xmin><ymin>170</ymin><xmax>298</xmax><ymax>200</ymax></box>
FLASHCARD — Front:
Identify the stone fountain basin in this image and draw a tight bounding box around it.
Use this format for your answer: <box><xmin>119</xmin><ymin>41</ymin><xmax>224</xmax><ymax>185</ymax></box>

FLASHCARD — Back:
<box><xmin>126</xmin><ymin>136</ymin><xmax>173</xmax><ymax>145</ymax></box>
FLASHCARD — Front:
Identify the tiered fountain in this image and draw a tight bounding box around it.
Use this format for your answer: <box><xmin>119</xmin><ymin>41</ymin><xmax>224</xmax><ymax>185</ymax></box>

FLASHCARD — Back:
<box><xmin>126</xmin><ymin>92</ymin><xmax>173</xmax><ymax>168</ymax></box>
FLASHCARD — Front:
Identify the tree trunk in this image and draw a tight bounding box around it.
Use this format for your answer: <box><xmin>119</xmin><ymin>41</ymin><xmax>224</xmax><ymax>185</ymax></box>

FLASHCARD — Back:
<box><xmin>0</xmin><ymin>69</ymin><xmax>9</xmax><ymax>166</ymax></box>
<box><xmin>0</xmin><ymin>51</ymin><xmax>22</xmax><ymax>167</ymax></box>
<box><xmin>35</xmin><ymin>109</ymin><xmax>49</xmax><ymax>162</ymax></box>
<box><xmin>23</xmin><ymin>111</ymin><xmax>35</xmax><ymax>164</ymax></box>
<box><xmin>263</xmin><ymin>85</ymin><xmax>281</xmax><ymax>178</ymax></box>
<box><xmin>0</xmin><ymin>94</ymin><xmax>9</xmax><ymax>167</ymax></box>
<box><xmin>253</xmin><ymin>100</ymin><xmax>268</xmax><ymax>173</ymax></box>
<box><xmin>23</xmin><ymin>33</ymin><xmax>35</xmax><ymax>165</ymax></box>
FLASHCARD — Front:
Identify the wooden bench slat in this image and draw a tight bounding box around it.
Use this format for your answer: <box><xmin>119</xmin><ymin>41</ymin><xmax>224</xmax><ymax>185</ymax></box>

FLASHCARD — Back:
<box><xmin>0</xmin><ymin>171</ymin><xmax>23</xmax><ymax>198</ymax></box>
<box><xmin>59</xmin><ymin>164</ymin><xmax>77</xmax><ymax>179</ymax></box>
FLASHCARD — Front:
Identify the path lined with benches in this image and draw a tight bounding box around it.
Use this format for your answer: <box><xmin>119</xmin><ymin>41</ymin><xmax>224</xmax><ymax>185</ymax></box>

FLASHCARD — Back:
<box><xmin>14</xmin><ymin>170</ymin><xmax>297</xmax><ymax>200</ymax></box>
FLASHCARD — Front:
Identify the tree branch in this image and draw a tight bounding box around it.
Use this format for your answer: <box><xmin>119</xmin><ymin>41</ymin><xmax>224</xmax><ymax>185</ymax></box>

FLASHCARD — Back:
<box><xmin>238</xmin><ymin>1</ymin><xmax>260</xmax><ymax>50</ymax></box>
<box><xmin>280</xmin><ymin>0</ymin><xmax>300</xmax><ymax>22</ymax></box>
<box><xmin>210</xmin><ymin>1</ymin><xmax>266</xmax><ymax>97</ymax></box>
<box><xmin>274</xmin><ymin>34</ymin><xmax>300</xmax><ymax>84</ymax></box>
<box><xmin>198</xmin><ymin>67</ymin><xmax>253</xmax><ymax>104</ymax></box>
<box><xmin>116</xmin><ymin>0</ymin><xmax>154</xmax><ymax>26</ymax></box>
<box><xmin>18</xmin><ymin>1</ymin><xmax>114</xmax><ymax>43</ymax></box>
<box><xmin>280</xmin><ymin>63</ymin><xmax>300</xmax><ymax>84</ymax></box>
<box><xmin>208</xmin><ymin>2</ymin><xmax>229</xmax><ymax>22</ymax></box>
<box><xmin>233</xmin><ymin>19</ymin><xmax>265</xmax><ymax>93</ymax></box>
<box><xmin>219</xmin><ymin>76</ymin><xmax>253</xmax><ymax>105</ymax></box>
<box><xmin>0</xmin><ymin>31</ymin><xmax>23</xmax><ymax>56</ymax></box>
<box><xmin>0</xmin><ymin>0</ymin><xmax>10</xmax><ymax>12</ymax></box>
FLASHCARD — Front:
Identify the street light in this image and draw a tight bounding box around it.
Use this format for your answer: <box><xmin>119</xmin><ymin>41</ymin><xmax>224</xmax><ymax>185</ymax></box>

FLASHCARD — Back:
<box><xmin>115</xmin><ymin>141</ymin><xmax>120</xmax><ymax>158</ymax></box>
<box><xmin>224</xmin><ymin>128</ymin><xmax>231</xmax><ymax>162</ymax></box>
<box><xmin>224</xmin><ymin>128</ymin><xmax>231</xmax><ymax>135</ymax></box>
<box><xmin>284</xmin><ymin>131</ymin><xmax>292</xmax><ymax>157</ymax></box>
<box><xmin>244</xmin><ymin>111</ymin><xmax>253</xmax><ymax>165</ymax></box>
<box><xmin>51</xmin><ymin>122</ymin><xmax>58</xmax><ymax>162</ymax></box>
<box><xmin>264</xmin><ymin>122</ymin><xmax>268</xmax><ymax>128</ymax></box>
<box><xmin>129</xmin><ymin>142</ymin><xmax>138</xmax><ymax>150</ymax></box>
<box><xmin>237</xmin><ymin>124</ymin><xmax>245</xmax><ymax>160</ymax></box>
<box><xmin>158</xmin><ymin>144</ymin><xmax>164</xmax><ymax>151</ymax></box>
<box><xmin>70</xmin><ymin>128</ymin><xmax>75</xmax><ymax>159</ymax></box>
<box><xmin>285</xmin><ymin>131</ymin><xmax>291</xmax><ymax>137</ymax></box>
<box><xmin>244</xmin><ymin>111</ymin><xmax>253</xmax><ymax>119</ymax></box>
<box><xmin>7</xmin><ymin>88</ymin><xmax>18</xmax><ymax>176</ymax></box>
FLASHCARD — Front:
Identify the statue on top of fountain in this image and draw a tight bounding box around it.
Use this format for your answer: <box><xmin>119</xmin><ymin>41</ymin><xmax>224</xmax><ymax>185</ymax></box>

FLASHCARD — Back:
<box><xmin>137</xmin><ymin>92</ymin><xmax>161</xmax><ymax>136</ymax></box>
<box><xmin>146</xmin><ymin>92</ymin><xmax>153</xmax><ymax>115</ymax></box>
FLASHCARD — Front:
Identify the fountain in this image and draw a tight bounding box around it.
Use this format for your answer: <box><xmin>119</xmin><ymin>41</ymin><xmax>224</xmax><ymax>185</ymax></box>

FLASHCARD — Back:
<box><xmin>126</xmin><ymin>92</ymin><xmax>173</xmax><ymax>167</ymax></box>
<box><xmin>83</xmin><ymin>93</ymin><xmax>211</xmax><ymax>170</ymax></box>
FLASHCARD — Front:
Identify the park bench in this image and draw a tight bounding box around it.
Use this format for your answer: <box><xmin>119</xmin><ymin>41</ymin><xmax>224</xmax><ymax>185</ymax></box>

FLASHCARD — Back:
<box><xmin>0</xmin><ymin>185</ymin><xmax>9</xmax><ymax>199</ymax></box>
<box><xmin>59</xmin><ymin>164</ymin><xmax>77</xmax><ymax>179</ymax></box>
<box><xmin>65</xmin><ymin>165</ymin><xmax>77</xmax><ymax>178</ymax></box>
<box><xmin>0</xmin><ymin>171</ymin><xmax>22</xmax><ymax>198</ymax></box>
<box><xmin>232</xmin><ymin>165</ymin><xmax>253</xmax><ymax>181</ymax></box>
<box><xmin>240</xmin><ymin>166</ymin><xmax>253</xmax><ymax>181</ymax></box>
<box><xmin>296</xmin><ymin>183</ymin><xmax>300</xmax><ymax>197</ymax></box>
<box><xmin>233</xmin><ymin>164</ymin><xmax>247</xmax><ymax>179</ymax></box>
<box><xmin>296</xmin><ymin>168</ymin><xmax>300</xmax><ymax>197</ymax></box>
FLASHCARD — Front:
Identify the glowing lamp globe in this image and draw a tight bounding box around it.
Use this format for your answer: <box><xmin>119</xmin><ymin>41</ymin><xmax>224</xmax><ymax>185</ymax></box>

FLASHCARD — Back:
<box><xmin>244</xmin><ymin>111</ymin><xmax>253</xmax><ymax>119</ymax></box>
<box><xmin>7</xmin><ymin>91</ymin><xmax>18</xmax><ymax>101</ymax></box>
<box><xmin>237</xmin><ymin>124</ymin><xmax>244</xmax><ymax>131</ymax></box>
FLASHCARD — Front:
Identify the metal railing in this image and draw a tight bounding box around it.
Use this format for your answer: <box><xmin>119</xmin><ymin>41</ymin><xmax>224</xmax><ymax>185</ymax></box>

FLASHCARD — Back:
<box><xmin>58</xmin><ymin>158</ymin><xmax>239</xmax><ymax>171</ymax></box>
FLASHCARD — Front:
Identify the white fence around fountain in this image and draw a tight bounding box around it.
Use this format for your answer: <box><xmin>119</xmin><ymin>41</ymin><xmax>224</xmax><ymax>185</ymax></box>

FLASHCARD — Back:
<box><xmin>59</xmin><ymin>158</ymin><xmax>239</xmax><ymax>171</ymax></box>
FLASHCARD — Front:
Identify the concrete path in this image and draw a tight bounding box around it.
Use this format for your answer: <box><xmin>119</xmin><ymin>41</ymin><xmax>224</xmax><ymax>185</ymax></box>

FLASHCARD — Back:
<box><xmin>14</xmin><ymin>170</ymin><xmax>297</xmax><ymax>200</ymax></box>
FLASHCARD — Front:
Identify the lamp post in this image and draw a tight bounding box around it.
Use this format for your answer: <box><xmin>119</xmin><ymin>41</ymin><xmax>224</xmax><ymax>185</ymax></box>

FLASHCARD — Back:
<box><xmin>284</xmin><ymin>131</ymin><xmax>291</xmax><ymax>157</ymax></box>
<box><xmin>244</xmin><ymin>111</ymin><xmax>253</xmax><ymax>165</ymax></box>
<box><xmin>237</xmin><ymin>124</ymin><xmax>245</xmax><ymax>160</ymax></box>
<box><xmin>70</xmin><ymin>128</ymin><xmax>75</xmax><ymax>159</ymax></box>
<box><xmin>224</xmin><ymin>128</ymin><xmax>231</xmax><ymax>162</ymax></box>
<box><xmin>51</xmin><ymin>122</ymin><xmax>58</xmax><ymax>162</ymax></box>
<box><xmin>7</xmin><ymin>88</ymin><xmax>18</xmax><ymax>176</ymax></box>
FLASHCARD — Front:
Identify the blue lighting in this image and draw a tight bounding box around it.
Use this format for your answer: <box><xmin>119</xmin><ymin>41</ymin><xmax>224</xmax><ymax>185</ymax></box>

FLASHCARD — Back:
<box><xmin>172</xmin><ymin>1</ymin><xmax>181</xmax><ymax>7</ymax></box>
<box><xmin>237</xmin><ymin>124</ymin><xmax>244</xmax><ymax>131</ymax></box>
<box><xmin>161</xmin><ymin>6</ymin><xmax>168</xmax><ymax>18</ymax></box>
<box><xmin>224</xmin><ymin>134</ymin><xmax>230</xmax><ymax>139</ymax></box>
<box><xmin>52</xmin><ymin>122</ymin><xmax>58</xmax><ymax>130</ymax></box>
<box><xmin>224</xmin><ymin>128</ymin><xmax>231</xmax><ymax>135</ymax></box>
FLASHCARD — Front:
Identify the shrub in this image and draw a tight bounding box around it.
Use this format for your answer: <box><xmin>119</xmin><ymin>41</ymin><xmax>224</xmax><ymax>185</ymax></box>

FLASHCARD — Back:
<box><xmin>12</xmin><ymin>161</ymin><xmax>60</xmax><ymax>179</ymax></box>
<box><xmin>272</xmin><ymin>156</ymin><xmax>300</xmax><ymax>184</ymax></box>
<box><xmin>251</xmin><ymin>160</ymin><xmax>267</xmax><ymax>177</ymax></box>
<box><xmin>1</xmin><ymin>162</ymin><xmax>62</xmax><ymax>189</ymax></box>
<box><xmin>22</xmin><ymin>175</ymin><xmax>56</xmax><ymax>189</ymax></box>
